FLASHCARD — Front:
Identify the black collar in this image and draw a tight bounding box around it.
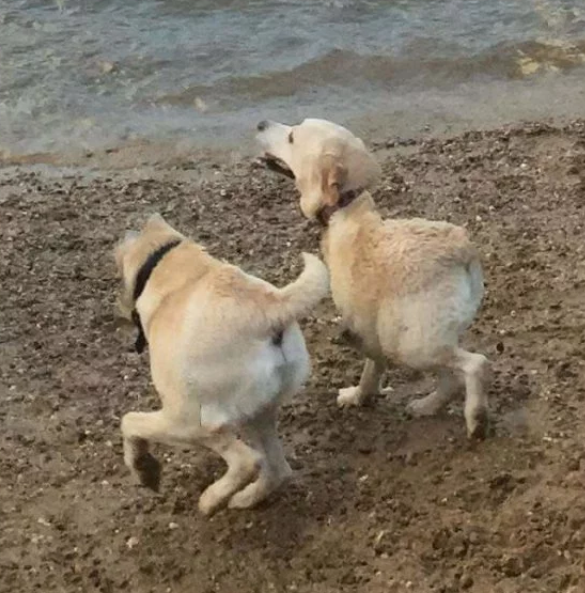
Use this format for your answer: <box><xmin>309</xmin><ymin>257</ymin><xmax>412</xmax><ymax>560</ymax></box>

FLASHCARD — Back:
<box><xmin>131</xmin><ymin>239</ymin><xmax>182</xmax><ymax>354</ymax></box>
<box><xmin>316</xmin><ymin>188</ymin><xmax>362</xmax><ymax>227</ymax></box>
<box><xmin>259</xmin><ymin>156</ymin><xmax>361</xmax><ymax>226</ymax></box>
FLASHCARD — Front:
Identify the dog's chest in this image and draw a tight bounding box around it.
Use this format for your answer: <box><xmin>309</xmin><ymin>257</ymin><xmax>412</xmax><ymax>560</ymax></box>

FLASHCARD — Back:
<box><xmin>323</xmin><ymin>228</ymin><xmax>382</xmax><ymax>352</ymax></box>
<box><xmin>330</xmin><ymin>275</ymin><xmax>355</xmax><ymax>321</ymax></box>
<box><xmin>323</xmin><ymin>232</ymin><xmax>360</xmax><ymax>316</ymax></box>
<box><xmin>326</xmin><ymin>253</ymin><xmax>374</xmax><ymax>342</ymax></box>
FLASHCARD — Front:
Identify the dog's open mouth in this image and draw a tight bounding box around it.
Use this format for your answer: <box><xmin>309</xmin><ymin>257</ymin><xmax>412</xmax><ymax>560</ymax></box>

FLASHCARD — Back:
<box><xmin>255</xmin><ymin>153</ymin><xmax>295</xmax><ymax>180</ymax></box>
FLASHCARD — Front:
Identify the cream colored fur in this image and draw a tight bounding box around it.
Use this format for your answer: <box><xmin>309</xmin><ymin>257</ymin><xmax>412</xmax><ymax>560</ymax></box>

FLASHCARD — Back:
<box><xmin>114</xmin><ymin>214</ymin><xmax>329</xmax><ymax>513</ymax></box>
<box><xmin>257</xmin><ymin>118</ymin><xmax>491</xmax><ymax>438</ymax></box>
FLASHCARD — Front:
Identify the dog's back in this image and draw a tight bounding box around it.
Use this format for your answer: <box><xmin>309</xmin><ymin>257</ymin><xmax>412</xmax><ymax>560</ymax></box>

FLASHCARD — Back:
<box><xmin>142</xmin><ymin>246</ymin><xmax>326</xmax><ymax>430</ymax></box>
<box><xmin>116</xmin><ymin>214</ymin><xmax>328</xmax><ymax>511</ymax></box>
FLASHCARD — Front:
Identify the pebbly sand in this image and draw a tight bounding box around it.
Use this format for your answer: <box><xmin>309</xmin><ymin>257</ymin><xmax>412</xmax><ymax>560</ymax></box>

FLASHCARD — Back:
<box><xmin>2</xmin><ymin>120</ymin><xmax>585</xmax><ymax>592</ymax></box>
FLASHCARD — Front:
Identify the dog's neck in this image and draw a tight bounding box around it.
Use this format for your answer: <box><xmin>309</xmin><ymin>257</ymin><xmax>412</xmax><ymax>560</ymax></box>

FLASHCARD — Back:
<box><xmin>319</xmin><ymin>191</ymin><xmax>381</xmax><ymax>264</ymax></box>
<box><xmin>316</xmin><ymin>187</ymin><xmax>364</xmax><ymax>227</ymax></box>
<box><xmin>130</xmin><ymin>239</ymin><xmax>182</xmax><ymax>354</ymax></box>
<box><xmin>317</xmin><ymin>189</ymin><xmax>376</xmax><ymax>228</ymax></box>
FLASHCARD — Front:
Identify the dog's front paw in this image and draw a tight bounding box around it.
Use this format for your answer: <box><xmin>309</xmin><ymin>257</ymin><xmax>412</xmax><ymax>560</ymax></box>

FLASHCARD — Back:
<box><xmin>337</xmin><ymin>386</ymin><xmax>363</xmax><ymax>407</ymax></box>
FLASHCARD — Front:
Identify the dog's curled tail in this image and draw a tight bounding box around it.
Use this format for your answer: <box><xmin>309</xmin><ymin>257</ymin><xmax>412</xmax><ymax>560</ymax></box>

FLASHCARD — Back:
<box><xmin>275</xmin><ymin>253</ymin><xmax>329</xmax><ymax>325</ymax></box>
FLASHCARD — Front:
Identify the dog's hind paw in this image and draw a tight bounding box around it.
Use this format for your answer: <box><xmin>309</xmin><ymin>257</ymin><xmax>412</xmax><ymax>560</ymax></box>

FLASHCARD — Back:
<box><xmin>198</xmin><ymin>489</ymin><xmax>225</xmax><ymax>516</ymax></box>
<box><xmin>228</xmin><ymin>481</ymin><xmax>270</xmax><ymax>509</ymax></box>
<box><xmin>133</xmin><ymin>453</ymin><xmax>162</xmax><ymax>492</ymax></box>
<box><xmin>467</xmin><ymin>407</ymin><xmax>490</xmax><ymax>440</ymax></box>
<box><xmin>229</xmin><ymin>473</ymin><xmax>286</xmax><ymax>510</ymax></box>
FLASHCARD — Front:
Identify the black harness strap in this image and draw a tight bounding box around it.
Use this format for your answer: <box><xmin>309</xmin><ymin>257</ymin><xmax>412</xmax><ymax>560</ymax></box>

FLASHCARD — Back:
<box><xmin>131</xmin><ymin>239</ymin><xmax>182</xmax><ymax>354</ymax></box>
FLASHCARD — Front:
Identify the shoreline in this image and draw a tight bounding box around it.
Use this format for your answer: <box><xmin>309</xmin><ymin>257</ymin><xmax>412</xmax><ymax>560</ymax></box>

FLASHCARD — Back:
<box><xmin>1</xmin><ymin>113</ymin><xmax>583</xmax><ymax>176</ymax></box>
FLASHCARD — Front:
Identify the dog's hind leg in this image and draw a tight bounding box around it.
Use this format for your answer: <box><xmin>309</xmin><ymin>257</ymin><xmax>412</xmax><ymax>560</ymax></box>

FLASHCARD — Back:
<box><xmin>453</xmin><ymin>348</ymin><xmax>491</xmax><ymax>439</ymax></box>
<box><xmin>427</xmin><ymin>347</ymin><xmax>490</xmax><ymax>439</ymax></box>
<box><xmin>198</xmin><ymin>433</ymin><xmax>262</xmax><ymax>515</ymax></box>
<box><xmin>229</xmin><ymin>406</ymin><xmax>292</xmax><ymax>509</ymax></box>
<box><xmin>122</xmin><ymin>410</ymin><xmax>184</xmax><ymax>491</ymax></box>
<box><xmin>121</xmin><ymin>408</ymin><xmax>241</xmax><ymax>495</ymax></box>
<box><xmin>337</xmin><ymin>358</ymin><xmax>387</xmax><ymax>407</ymax></box>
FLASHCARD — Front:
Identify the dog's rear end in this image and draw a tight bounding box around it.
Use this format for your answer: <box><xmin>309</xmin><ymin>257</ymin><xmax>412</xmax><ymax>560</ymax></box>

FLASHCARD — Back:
<box><xmin>114</xmin><ymin>214</ymin><xmax>328</xmax><ymax>514</ymax></box>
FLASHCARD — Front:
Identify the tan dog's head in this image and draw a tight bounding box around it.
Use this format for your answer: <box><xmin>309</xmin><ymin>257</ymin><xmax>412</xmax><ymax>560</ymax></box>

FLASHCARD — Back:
<box><xmin>256</xmin><ymin>118</ymin><xmax>381</xmax><ymax>219</ymax></box>
<box><xmin>114</xmin><ymin>213</ymin><xmax>184</xmax><ymax>318</ymax></box>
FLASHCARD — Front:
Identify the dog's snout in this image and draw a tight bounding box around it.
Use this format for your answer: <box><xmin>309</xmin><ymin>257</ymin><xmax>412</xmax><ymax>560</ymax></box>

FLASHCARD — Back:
<box><xmin>257</xmin><ymin>120</ymin><xmax>269</xmax><ymax>132</ymax></box>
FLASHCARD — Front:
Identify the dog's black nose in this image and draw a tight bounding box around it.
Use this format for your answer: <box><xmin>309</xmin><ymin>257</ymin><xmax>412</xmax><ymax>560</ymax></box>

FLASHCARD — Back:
<box><xmin>257</xmin><ymin>120</ymin><xmax>269</xmax><ymax>132</ymax></box>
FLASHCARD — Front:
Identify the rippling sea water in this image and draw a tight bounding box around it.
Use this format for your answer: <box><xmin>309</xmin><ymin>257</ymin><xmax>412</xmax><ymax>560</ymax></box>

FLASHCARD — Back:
<box><xmin>1</xmin><ymin>0</ymin><xmax>585</xmax><ymax>158</ymax></box>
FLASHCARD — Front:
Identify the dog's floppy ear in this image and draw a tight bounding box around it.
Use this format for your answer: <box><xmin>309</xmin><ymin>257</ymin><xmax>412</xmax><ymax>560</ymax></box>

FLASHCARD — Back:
<box><xmin>344</xmin><ymin>139</ymin><xmax>381</xmax><ymax>191</ymax></box>
<box><xmin>320</xmin><ymin>155</ymin><xmax>347</xmax><ymax>207</ymax></box>
<box><xmin>124</xmin><ymin>230</ymin><xmax>140</xmax><ymax>242</ymax></box>
<box><xmin>146</xmin><ymin>212</ymin><xmax>168</xmax><ymax>228</ymax></box>
<box><xmin>114</xmin><ymin>230</ymin><xmax>140</xmax><ymax>320</ymax></box>
<box><xmin>114</xmin><ymin>230</ymin><xmax>139</xmax><ymax>273</ymax></box>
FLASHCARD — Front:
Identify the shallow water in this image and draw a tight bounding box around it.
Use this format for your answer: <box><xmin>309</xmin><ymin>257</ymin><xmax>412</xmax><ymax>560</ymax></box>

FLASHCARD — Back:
<box><xmin>1</xmin><ymin>0</ymin><xmax>585</xmax><ymax>157</ymax></box>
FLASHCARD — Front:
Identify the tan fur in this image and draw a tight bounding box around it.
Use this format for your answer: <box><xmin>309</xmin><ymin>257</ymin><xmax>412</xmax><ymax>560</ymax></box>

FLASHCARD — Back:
<box><xmin>257</xmin><ymin>118</ymin><xmax>490</xmax><ymax>438</ymax></box>
<box><xmin>114</xmin><ymin>214</ymin><xmax>329</xmax><ymax>513</ymax></box>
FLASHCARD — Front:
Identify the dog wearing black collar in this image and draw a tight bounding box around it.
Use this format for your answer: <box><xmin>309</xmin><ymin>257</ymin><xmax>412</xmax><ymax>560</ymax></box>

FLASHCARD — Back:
<box><xmin>114</xmin><ymin>213</ymin><xmax>329</xmax><ymax>513</ymax></box>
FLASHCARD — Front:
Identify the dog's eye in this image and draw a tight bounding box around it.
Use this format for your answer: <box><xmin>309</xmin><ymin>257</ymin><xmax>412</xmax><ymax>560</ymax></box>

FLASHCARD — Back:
<box><xmin>288</xmin><ymin>131</ymin><xmax>294</xmax><ymax>144</ymax></box>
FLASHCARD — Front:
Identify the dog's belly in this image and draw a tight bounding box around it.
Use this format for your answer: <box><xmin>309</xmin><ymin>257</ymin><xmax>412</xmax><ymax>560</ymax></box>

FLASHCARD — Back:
<box><xmin>338</xmin><ymin>325</ymin><xmax>364</xmax><ymax>350</ymax></box>
<box><xmin>330</xmin><ymin>284</ymin><xmax>382</xmax><ymax>359</ymax></box>
<box><xmin>336</xmin><ymin>314</ymin><xmax>383</xmax><ymax>360</ymax></box>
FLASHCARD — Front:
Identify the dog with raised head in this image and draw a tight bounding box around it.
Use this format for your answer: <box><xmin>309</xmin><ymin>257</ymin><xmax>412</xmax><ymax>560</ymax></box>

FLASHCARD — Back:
<box><xmin>114</xmin><ymin>213</ymin><xmax>329</xmax><ymax>513</ymax></box>
<box><xmin>256</xmin><ymin>118</ymin><xmax>490</xmax><ymax>438</ymax></box>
